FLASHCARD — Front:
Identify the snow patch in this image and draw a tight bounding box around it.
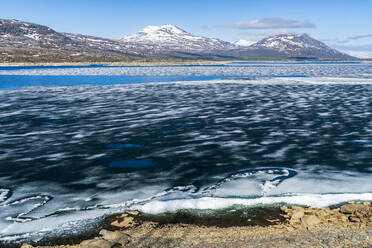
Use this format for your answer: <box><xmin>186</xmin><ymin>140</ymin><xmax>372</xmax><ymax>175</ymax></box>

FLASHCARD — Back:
<box><xmin>234</xmin><ymin>39</ymin><xmax>256</xmax><ymax>47</ymax></box>
<box><xmin>135</xmin><ymin>193</ymin><xmax>372</xmax><ymax>214</ymax></box>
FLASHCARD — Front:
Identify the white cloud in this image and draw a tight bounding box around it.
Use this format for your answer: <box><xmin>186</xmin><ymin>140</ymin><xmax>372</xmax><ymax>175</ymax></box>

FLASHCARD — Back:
<box><xmin>221</xmin><ymin>17</ymin><xmax>315</xmax><ymax>30</ymax></box>
<box><xmin>347</xmin><ymin>34</ymin><xmax>372</xmax><ymax>40</ymax></box>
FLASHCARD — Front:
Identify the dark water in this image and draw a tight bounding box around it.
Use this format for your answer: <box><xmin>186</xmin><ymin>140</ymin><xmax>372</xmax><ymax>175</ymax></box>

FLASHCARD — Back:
<box><xmin>0</xmin><ymin>63</ymin><xmax>372</xmax><ymax>241</ymax></box>
<box><xmin>1</xmin><ymin>82</ymin><xmax>371</xmax><ymax>185</ymax></box>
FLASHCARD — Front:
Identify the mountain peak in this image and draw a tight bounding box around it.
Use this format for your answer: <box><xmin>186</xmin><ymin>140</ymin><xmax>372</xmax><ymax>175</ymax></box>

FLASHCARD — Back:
<box><xmin>140</xmin><ymin>24</ymin><xmax>186</xmax><ymax>35</ymax></box>
<box><xmin>234</xmin><ymin>39</ymin><xmax>256</xmax><ymax>47</ymax></box>
<box><xmin>251</xmin><ymin>33</ymin><xmax>353</xmax><ymax>59</ymax></box>
<box><xmin>120</xmin><ymin>24</ymin><xmax>235</xmax><ymax>53</ymax></box>
<box><xmin>262</xmin><ymin>33</ymin><xmax>308</xmax><ymax>42</ymax></box>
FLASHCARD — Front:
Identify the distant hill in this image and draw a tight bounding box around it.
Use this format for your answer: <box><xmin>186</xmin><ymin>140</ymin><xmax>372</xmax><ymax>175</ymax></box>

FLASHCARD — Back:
<box><xmin>0</xmin><ymin>18</ymin><xmax>357</xmax><ymax>63</ymax></box>
<box><xmin>0</xmin><ymin>19</ymin><xmax>138</xmax><ymax>63</ymax></box>
<box><xmin>250</xmin><ymin>33</ymin><xmax>354</xmax><ymax>60</ymax></box>
<box><xmin>120</xmin><ymin>24</ymin><xmax>236</xmax><ymax>55</ymax></box>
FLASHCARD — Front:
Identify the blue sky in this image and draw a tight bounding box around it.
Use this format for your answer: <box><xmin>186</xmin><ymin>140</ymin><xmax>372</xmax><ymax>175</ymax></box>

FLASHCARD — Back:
<box><xmin>1</xmin><ymin>0</ymin><xmax>372</xmax><ymax>57</ymax></box>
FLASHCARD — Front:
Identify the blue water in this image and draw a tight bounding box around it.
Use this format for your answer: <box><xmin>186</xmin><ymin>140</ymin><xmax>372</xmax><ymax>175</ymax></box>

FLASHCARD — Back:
<box><xmin>0</xmin><ymin>75</ymin><xmax>223</xmax><ymax>90</ymax></box>
<box><xmin>0</xmin><ymin>64</ymin><xmax>109</xmax><ymax>71</ymax></box>
<box><xmin>0</xmin><ymin>63</ymin><xmax>371</xmax><ymax>243</ymax></box>
<box><xmin>0</xmin><ymin>75</ymin><xmax>310</xmax><ymax>90</ymax></box>
<box><xmin>109</xmin><ymin>159</ymin><xmax>153</xmax><ymax>169</ymax></box>
<box><xmin>106</xmin><ymin>143</ymin><xmax>144</xmax><ymax>149</ymax></box>
<box><xmin>0</xmin><ymin>62</ymin><xmax>361</xmax><ymax>71</ymax></box>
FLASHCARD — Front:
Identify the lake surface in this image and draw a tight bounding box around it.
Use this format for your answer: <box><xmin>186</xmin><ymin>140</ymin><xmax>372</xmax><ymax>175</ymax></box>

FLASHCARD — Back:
<box><xmin>0</xmin><ymin>62</ymin><xmax>372</xmax><ymax>242</ymax></box>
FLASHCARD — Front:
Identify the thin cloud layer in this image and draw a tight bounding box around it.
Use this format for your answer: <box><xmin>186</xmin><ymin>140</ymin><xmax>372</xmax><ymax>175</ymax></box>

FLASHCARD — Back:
<box><xmin>221</xmin><ymin>17</ymin><xmax>316</xmax><ymax>30</ymax></box>
<box><xmin>347</xmin><ymin>34</ymin><xmax>372</xmax><ymax>40</ymax></box>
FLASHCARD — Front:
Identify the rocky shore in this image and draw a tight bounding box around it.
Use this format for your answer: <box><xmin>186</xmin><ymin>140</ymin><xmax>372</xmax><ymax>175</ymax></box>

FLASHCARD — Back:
<box><xmin>21</xmin><ymin>201</ymin><xmax>372</xmax><ymax>248</ymax></box>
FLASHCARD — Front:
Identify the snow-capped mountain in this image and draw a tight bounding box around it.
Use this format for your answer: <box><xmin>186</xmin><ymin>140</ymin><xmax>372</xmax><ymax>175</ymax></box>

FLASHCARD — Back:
<box><xmin>0</xmin><ymin>19</ymin><xmax>73</xmax><ymax>47</ymax></box>
<box><xmin>63</xmin><ymin>33</ymin><xmax>141</xmax><ymax>55</ymax></box>
<box><xmin>0</xmin><ymin>19</ymin><xmax>136</xmax><ymax>62</ymax></box>
<box><xmin>0</xmin><ymin>18</ymin><xmax>356</xmax><ymax>62</ymax></box>
<box><xmin>251</xmin><ymin>33</ymin><xmax>353</xmax><ymax>59</ymax></box>
<box><xmin>234</xmin><ymin>39</ymin><xmax>256</xmax><ymax>47</ymax></box>
<box><xmin>120</xmin><ymin>24</ymin><xmax>236</xmax><ymax>54</ymax></box>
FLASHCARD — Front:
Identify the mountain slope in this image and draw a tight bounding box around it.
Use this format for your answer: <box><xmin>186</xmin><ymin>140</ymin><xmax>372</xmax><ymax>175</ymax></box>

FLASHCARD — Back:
<box><xmin>120</xmin><ymin>24</ymin><xmax>237</xmax><ymax>55</ymax></box>
<box><xmin>251</xmin><ymin>33</ymin><xmax>353</xmax><ymax>59</ymax></box>
<box><xmin>0</xmin><ymin>19</ymin><xmax>138</xmax><ymax>62</ymax></box>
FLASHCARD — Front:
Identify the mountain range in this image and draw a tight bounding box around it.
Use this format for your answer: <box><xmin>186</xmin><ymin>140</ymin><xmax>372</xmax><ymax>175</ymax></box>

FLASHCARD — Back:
<box><xmin>0</xmin><ymin>18</ymin><xmax>355</xmax><ymax>63</ymax></box>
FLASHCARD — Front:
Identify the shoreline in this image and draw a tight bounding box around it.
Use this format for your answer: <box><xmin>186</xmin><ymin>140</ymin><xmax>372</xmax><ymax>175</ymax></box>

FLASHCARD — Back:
<box><xmin>6</xmin><ymin>201</ymin><xmax>371</xmax><ymax>248</ymax></box>
<box><xmin>0</xmin><ymin>60</ymin><xmax>228</xmax><ymax>67</ymax></box>
<box><xmin>0</xmin><ymin>59</ymin><xmax>366</xmax><ymax>67</ymax></box>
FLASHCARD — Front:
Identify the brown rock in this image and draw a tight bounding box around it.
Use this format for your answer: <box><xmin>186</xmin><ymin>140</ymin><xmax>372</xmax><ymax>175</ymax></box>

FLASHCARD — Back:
<box><xmin>21</xmin><ymin>244</ymin><xmax>34</xmax><ymax>248</ymax></box>
<box><xmin>111</xmin><ymin>216</ymin><xmax>135</xmax><ymax>228</ymax></box>
<box><xmin>355</xmin><ymin>210</ymin><xmax>364</xmax><ymax>219</ymax></box>
<box><xmin>118</xmin><ymin>236</ymin><xmax>131</xmax><ymax>246</ymax></box>
<box><xmin>331</xmin><ymin>208</ymin><xmax>340</xmax><ymax>214</ymax></box>
<box><xmin>291</xmin><ymin>208</ymin><xmax>304</xmax><ymax>220</ymax></box>
<box><xmin>315</xmin><ymin>208</ymin><xmax>330</xmax><ymax>219</ymax></box>
<box><xmin>291</xmin><ymin>206</ymin><xmax>303</xmax><ymax>210</ymax></box>
<box><xmin>80</xmin><ymin>238</ymin><xmax>117</xmax><ymax>248</ymax></box>
<box><xmin>285</xmin><ymin>226</ymin><xmax>295</xmax><ymax>231</ymax></box>
<box><xmin>280</xmin><ymin>206</ymin><xmax>289</xmax><ymax>213</ymax></box>
<box><xmin>340</xmin><ymin>203</ymin><xmax>366</xmax><ymax>214</ymax></box>
<box><xmin>301</xmin><ymin>215</ymin><xmax>320</xmax><ymax>229</ymax></box>
<box><xmin>100</xmin><ymin>229</ymin><xmax>124</xmax><ymax>240</ymax></box>
<box><xmin>339</xmin><ymin>215</ymin><xmax>349</xmax><ymax>222</ymax></box>
<box><xmin>126</xmin><ymin>210</ymin><xmax>140</xmax><ymax>216</ymax></box>
<box><xmin>340</xmin><ymin>204</ymin><xmax>353</xmax><ymax>214</ymax></box>
<box><xmin>363</xmin><ymin>201</ymin><xmax>371</xmax><ymax>206</ymax></box>
<box><xmin>99</xmin><ymin>229</ymin><xmax>131</xmax><ymax>245</ymax></box>
<box><xmin>348</xmin><ymin>216</ymin><xmax>361</xmax><ymax>222</ymax></box>
<box><xmin>328</xmin><ymin>217</ymin><xmax>338</xmax><ymax>223</ymax></box>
